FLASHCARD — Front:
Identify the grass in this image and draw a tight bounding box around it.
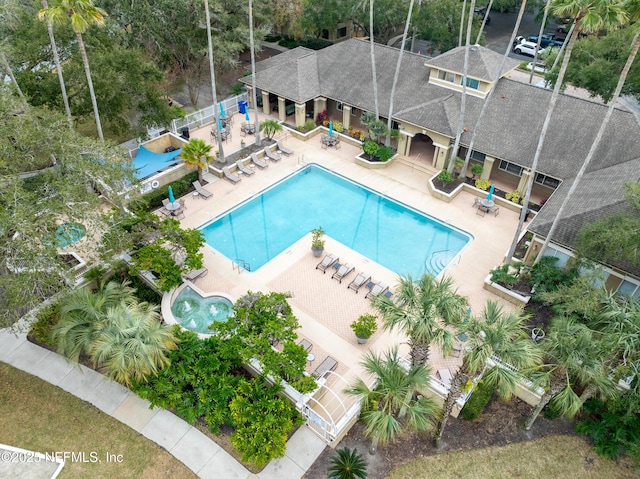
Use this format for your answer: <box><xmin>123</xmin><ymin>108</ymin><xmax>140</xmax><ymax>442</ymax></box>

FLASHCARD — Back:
<box><xmin>0</xmin><ymin>363</ymin><xmax>196</xmax><ymax>479</ymax></box>
<box><xmin>387</xmin><ymin>435</ymin><xmax>636</xmax><ymax>479</ymax></box>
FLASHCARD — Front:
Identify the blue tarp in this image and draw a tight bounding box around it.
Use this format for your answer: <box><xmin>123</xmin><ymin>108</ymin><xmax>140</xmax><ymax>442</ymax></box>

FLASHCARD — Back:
<box><xmin>133</xmin><ymin>144</ymin><xmax>182</xmax><ymax>179</ymax></box>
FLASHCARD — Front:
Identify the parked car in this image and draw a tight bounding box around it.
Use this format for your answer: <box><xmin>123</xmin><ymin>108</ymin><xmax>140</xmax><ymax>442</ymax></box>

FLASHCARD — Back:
<box><xmin>474</xmin><ymin>7</ymin><xmax>491</xmax><ymax>24</ymax></box>
<box><xmin>527</xmin><ymin>33</ymin><xmax>565</xmax><ymax>48</ymax></box>
<box><xmin>513</xmin><ymin>41</ymin><xmax>545</xmax><ymax>57</ymax></box>
<box><xmin>526</xmin><ymin>61</ymin><xmax>547</xmax><ymax>73</ymax></box>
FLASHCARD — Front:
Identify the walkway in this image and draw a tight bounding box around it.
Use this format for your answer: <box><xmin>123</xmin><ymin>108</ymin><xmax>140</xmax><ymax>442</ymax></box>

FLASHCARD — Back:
<box><xmin>0</xmin><ymin>320</ymin><xmax>326</xmax><ymax>479</ymax></box>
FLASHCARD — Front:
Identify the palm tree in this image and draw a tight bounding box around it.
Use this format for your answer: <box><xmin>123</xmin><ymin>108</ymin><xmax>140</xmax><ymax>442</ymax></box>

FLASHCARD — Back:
<box><xmin>385</xmin><ymin>0</ymin><xmax>415</xmax><ymax>147</ymax></box>
<box><xmin>534</xmin><ymin>31</ymin><xmax>639</xmax><ymax>265</ymax></box>
<box><xmin>447</xmin><ymin>0</ymin><xmax>475</xmax><ymax>173</ymax></box>
<box><xmin>248</xmin><ymin>0</ymin><xmax>261</xmax><ymax>147</ymax></box>
<box><xmin>180</xmin><ymin>138</ymin><xmax>214</xmax><ymax>183</ymax></box>
<box><xmin>89</xmin><ymin>301</ymin><xmax>178</xmax><ymax>385</ymax></box>
<box><xmin>344</xmin><ymin>347</ymin><xmax>440</xmax><ymax>454</ymax></box>
<box><xmin>40</xmin><ymin>0</ymin><xmax>73</xmax><ymax>128</ymax></box>
<box><xmin>505</xmin><ymin>0</ymin><xmax>627</xmax><ymax>263</ymax></box>
<box><xmin>327</xmin><ymin>447</ymin><xmax>368</xmax><ymax>479</ymax></box>
<box><xmin>0</xmin><ymin>50</ymin><xmax>25</xmax><ymax>103</ymax></box>
<box><xmin>52</xmin><ymin>280</ymin><xmax>136</xmax><ymax>362</ymax></box>
<box><xmin>475</xmin><ymin>0</ymin><xmax>494</xmax><ymax>44</ymax></box>
<box><xmin>259</xmin><ymin>118</ymin><xmax>283</xmax><ymax>139</ymax></box>
<box><xmin>460</xmin><ymin>0</ymin><xmax>529</xmax><ymax>180</ymax></box>
<box><xmin>524</xmin><ymin>316</ymin><xmax>615</xmax><ymax>430</ymax></box>
<box><xmin>204</xmin><ymin>0</ymin><xmax>225</xmax><ymax>164</ymax></box>
<box><xmin>39</xmin><ymin>0</ymin><xmax>107</xmax><ymax>141</ymax></box>
<box><xmin>433</xmin><ymin>300</ymin><xmax>543</xmax><ymax>445</ymax></box>
<box><xmin>372</xmin><ymin>273</ymin><xmax>468</xmax><ymax>367</ymax></box>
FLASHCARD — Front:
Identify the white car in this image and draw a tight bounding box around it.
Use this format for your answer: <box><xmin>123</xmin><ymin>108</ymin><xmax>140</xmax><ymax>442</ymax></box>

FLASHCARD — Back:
<box><xmin>526</xmin><ymin>61</ymin><xmax>547</xmax><ymax>73</ymax></box>
<box><xmin>514</xmin><ymin>41</ymin><xmax>545</xmax><ymax>57</ymax></box>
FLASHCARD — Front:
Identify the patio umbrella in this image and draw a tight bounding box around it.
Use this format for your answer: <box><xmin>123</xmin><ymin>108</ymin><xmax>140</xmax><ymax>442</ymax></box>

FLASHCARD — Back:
<box><xmin>217</xmin><ymin>117</ymin><xmax>223</xmax><ymax>131</ymax></box>
<box><xmin>328</xmin><ymin>121</ymin><xmax>333</xmax><ymax>136</ymax></box>
<box><xmin>168</xmin><ymin>185</ymin><xmax>175</xmax><ymax>204</ymax></box>
<box><xmin>486</xmin><ymin>184</ymin><xmax>495</xmax><ymax>201</ymax></box>
<box><xmin>245</xmin><ymin>111</ymin><xmax>250</xmax><ymax>122</ymax></box>
<box><xmin>219</xmin><ymin>102</ymin><xmax>226</xmax><ymax>118</ymax></box>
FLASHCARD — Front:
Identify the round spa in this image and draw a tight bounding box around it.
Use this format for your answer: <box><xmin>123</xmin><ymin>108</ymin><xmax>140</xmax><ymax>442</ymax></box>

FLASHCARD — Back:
<box><xmin>163</xmin><ymin>284</ymin><xmax>235</xmax><ymax>337</ymax></box>
<box><xmin>56</xmin><ymin>222</ymin><xmax>86</xmax><ymax>248</ymax></box>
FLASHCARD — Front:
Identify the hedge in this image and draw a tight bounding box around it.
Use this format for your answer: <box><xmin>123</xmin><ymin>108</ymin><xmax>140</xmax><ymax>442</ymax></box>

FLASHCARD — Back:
<box><xmin>132</xmin><ymin>171</ymin><xmax>199</xmax><ymax>212</ymax></box>
<box><xmin>460</xmin><ymin>380</ymin><xmax>496</xmax><ymax>421</ymax></box>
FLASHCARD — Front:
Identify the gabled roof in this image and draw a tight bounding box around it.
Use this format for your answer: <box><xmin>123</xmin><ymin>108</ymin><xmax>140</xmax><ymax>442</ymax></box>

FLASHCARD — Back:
<box><xmin>425</xmin><ymin>44</ymin><xmax>519</xmax><ymax>81</ymax></box>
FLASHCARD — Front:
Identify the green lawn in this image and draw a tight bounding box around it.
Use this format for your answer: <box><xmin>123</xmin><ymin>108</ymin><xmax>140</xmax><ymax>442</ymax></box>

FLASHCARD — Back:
<box><xmin>387</xmin><ymin>435</ymin><xmax>636</xmax><ymax>479</ymax></box>
<box><xmin>0</xmin><ymin>363</ymin><xmax>196</xmax><ymax>479</ymax></box>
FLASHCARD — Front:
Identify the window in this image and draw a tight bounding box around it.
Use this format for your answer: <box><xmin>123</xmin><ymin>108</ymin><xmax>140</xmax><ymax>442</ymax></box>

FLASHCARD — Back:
<box><xmin>351</xmin><ymin>106</ymin><xmax>357</xmax><ymax>116</ymax></box>
<box><xmin>336</xmin><ymin>101</ymin><xmax>343</xmax><ymax>111</ymax></box>
<box><xmin>617</xmin><ymin>279</ymin><xmax>640</xmax><ymax>300</ymax></box>
<box><xmin>462</xmin><ymin>77</ymin><xmax>480</xmax><ymax>89</ymax></box>
<box><xmin>437</xmin><ymin>70</ymin><xmax>456</xmax><ymax>83</ymax></box>
<box><xmin>337</xmin><ymin>27</ymin><xmax>347</xmax><ymax>38</ymax></box>
<box><xmin>470</xmin><ymin>150</ymin><xmax>486</xmax><ymax>162</ymax></box>
<box><xmin>535</xmin><ymin>173</ymin><xmax>561</xmax><ymax>189</ymax></box>
<box><xmin>542</xmin><ymin>246</ymin><xmax>571</xmax><ymax>269</ymax></box>
<box><xmin>498</xmin><ymin>160</ymin><xmax>523</xmax><ymax>177</ymax></box>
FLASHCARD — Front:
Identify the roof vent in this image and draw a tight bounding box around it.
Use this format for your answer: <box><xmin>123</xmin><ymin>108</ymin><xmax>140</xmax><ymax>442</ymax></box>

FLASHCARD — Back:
<box><xmin>470</xmin><ymin>46</ymin><xmax>478</xmax><ymax>53</ymax></box>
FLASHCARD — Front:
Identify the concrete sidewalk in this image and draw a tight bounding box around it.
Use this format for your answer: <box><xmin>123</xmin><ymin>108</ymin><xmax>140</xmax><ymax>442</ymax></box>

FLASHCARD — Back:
<box><xmin>0</xmin><ymin>325</ymin><xmax>326</xmax><ymax>479</ymax></box>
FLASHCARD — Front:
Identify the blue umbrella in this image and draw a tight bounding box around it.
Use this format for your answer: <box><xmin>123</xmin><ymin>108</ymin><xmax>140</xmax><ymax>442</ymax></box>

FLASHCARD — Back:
<box><xmin>328</xmin><ymin>121</ymin><xmax>333</xmax><ymax>136</ymax></box>
<box><xmin>217</xmin><ymin>117</ymin><xmax>223</xmax><ymax>131</ymax></box>
<box><xmin>168</xmin><ymin>185</ymin><xmax>175</xmax><ymax>204</ymax></box>
<box><xmin>245</xmin><ymin>111</ymin><xmax>250</xmax><ymax>122</ymax></box>
<box><xmin>219</xmin><ymin>102</ymin><xmax>226</xmax><ymax>118</ymax></box>
<box><xmin>486</xmin><ymin>184</ymin><xmax>495</xmax><ymax>201</ymax></box>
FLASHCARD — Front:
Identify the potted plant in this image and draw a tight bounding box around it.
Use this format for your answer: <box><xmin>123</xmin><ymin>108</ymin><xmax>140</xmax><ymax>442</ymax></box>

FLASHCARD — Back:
<box><xmin>470</xmin><ymin>163</ymin><xmax>483</xmax><ymax>179</ymax></box>
<box><xmin>350</xmin><ymin>313</ymin><xmax>378</xmax><ymax>344</ymax></box>
<box><xmin>240</xmin><ymin>139</ymin><xmax>246</xmax><ymax>148</ymax></box>
<box><xmin>310</xmin><ymin>227</ymin><xmax>325</xmax><ymax>257</ymax></box>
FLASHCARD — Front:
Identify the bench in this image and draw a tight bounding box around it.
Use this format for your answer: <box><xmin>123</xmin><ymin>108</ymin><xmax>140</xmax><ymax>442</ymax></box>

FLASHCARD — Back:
<box><xmin>313</xmin><ymin>356</ymin><xmax>338</xmax><ymax>378</ymax></box>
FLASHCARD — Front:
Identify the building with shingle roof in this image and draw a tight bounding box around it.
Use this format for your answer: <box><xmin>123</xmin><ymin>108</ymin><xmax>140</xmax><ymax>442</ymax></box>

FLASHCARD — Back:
<box><xmin>241</xmin><ymin>38</ymin><xmax>640</xmax><ymax>293</ymax></box>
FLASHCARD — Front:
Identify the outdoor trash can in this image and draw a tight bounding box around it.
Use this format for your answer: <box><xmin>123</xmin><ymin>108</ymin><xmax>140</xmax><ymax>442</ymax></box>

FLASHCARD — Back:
<box><xmin>238</xmin><ymin>100</ymin><xmax>248</xmax><ymax>114</ymax></box>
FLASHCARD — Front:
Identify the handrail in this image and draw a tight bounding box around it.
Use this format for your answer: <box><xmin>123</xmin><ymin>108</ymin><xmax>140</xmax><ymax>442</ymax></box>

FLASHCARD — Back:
<box><xmin>232</xmin><ymin>259</ymin><xmax>250</xmax><ymax>272</ymax></box>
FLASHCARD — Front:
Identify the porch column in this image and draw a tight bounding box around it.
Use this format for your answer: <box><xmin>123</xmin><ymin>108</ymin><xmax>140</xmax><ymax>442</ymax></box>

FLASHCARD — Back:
<box><xmin>314</xmin><ymin>97</ymin><xmax>327</xmax><ymax>121</ymax></box>
<box><xmin>278</xmin><ymin>97</ymin><xmax>286</xmax><ymax>122</ymax></box>
<box><xmin>481</xmin><ymin>156</ymin><xmax>495</xmax><ymax>181</ymax></box>
<box><xmin>433</xmin><ymin>142</ymin><xmax>450</xmax><ymax>169</ymax></box>
<box><xmin>342</xmin><ymin>105</ymin><xmax>352</xmax><ymax>130</ymax></box>
<box><xmin>295</xmin><ymin>103</ymin><xmax>306</xmax><ymax>128</ymax></box>
<box><xmin>399</xmin><ymin>129</ymin><xmax>413</xmax><ymax>156</ymax></box>
<box><xmin>517</xmin><ymin>169</ymin><xmax>532</xmax><ymax>195</ymax></box>
<box><xmin>262</xmin><ymin>91</ymin><xmax>270</xmax><ymax>115</ymax></box>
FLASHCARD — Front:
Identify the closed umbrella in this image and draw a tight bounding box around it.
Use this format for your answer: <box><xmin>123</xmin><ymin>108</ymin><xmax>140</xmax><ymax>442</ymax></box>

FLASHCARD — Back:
<box><xmin>219</xmin><ymin>102</ymin><xmax>226</xmax><ymax>118</ymax></box>
<box><xmin>328</xmin><ymin>121</ymin><xmax>333</xmax><ymax>136</ymax></box>
<box><xmin>168</xmin><ymin>185</ymin><xmax>175</xmax><ymax>204</ymax></box>
<box><xmin>245</xmin><ymin>111</ymin><xmax>250</xmax><ymax>122</ymax></box>
<box><xmin>486</xmin><ymin>184</ymin><xmax>495</xmax><ymax>201</ymax></box>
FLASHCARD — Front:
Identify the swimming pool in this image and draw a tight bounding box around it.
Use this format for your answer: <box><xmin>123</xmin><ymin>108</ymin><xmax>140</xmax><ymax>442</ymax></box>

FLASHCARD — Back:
<box><xmin>200</xmin><ymin>165</ymin><xmax>472</xmax><ymax>277</ymax></box>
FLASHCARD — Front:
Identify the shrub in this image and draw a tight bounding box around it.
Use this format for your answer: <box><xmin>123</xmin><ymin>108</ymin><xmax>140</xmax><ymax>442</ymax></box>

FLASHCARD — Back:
<box><xmin>506</xmin><ymin>189</ymin><xmax>521</xmax><ymax>204</ymax></box>
<box><xmin>132</xmin><ymin>171</ymin><xmax>199</xmax><ymax>212</ymax></box>
<box><xmin>461</xmin><ymin>381</ymin><xmax>496</xmax><ymax>421</ymax></box>
<box><xmin>475</xmin><ymin>179</ymin><xmax>491</xmax><ymax>190</ymax></box>
<box><xmin>437</xmin><ymin>170</ymin><xmax>454</xmax><ymax>184</ymax></box>
<box><xmin>350</xmin><ymin>313</ymin><xmax>378</xmax><ymax>338</ymax></box>
<box><xmin>316</xmin><ymin>109</ymin><xmax>328</xmax><ymax>124</ymax></box>
<box><xmin>363</xmin><ymin>140</ymin><xmax>379</xmax><ymax>158</ymax></box>
<box><xmin>30</xmin><ymin>301</ymin><xmax>61</xmax><ymax>346</ymax></box>
<box><xmin>489</xmin><ymin>263</ymin><xmax>523</xmax><ymax>286</ymax></box>
<box><xmin>529</xmin><ymin>256</ymin><xmax>579</xmax><ymax>298</ymax></box>
<box><xmin>333</xmin><ymin>121</ymin><xmax>344</xmax><ymax>133</ymax></box>
<box><xmin>304</xmin><ymin>120</ymin><xmax>316</xmax><ymax>132</ymax></box>
<box><xmin>471</xmin><ymin>163</ymin><xmax>483</xmax><ymax>178</ymax></box>
<box><xmin>328</xmin><ymin>447</ymin><xmax>368</xmax><ymax>479</ymax></box>
<box><xmin>377</xmin><ymin>145</ymin><xmax>395</xmax><ymax>162</ymax></box>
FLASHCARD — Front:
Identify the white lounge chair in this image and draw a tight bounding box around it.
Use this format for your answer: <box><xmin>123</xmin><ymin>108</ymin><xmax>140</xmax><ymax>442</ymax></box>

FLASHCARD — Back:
<box><xmin>236</xmin><ymin>160</ymin><xmax>254</xmax><ymax>175</ymax></box>
<box><xmin>365</xmin><ymin>281</ymin><xmax>389</xmax><ymax>299</ymax></box>
<box><xmin>182</xmin><ymin>267</ymin><xmax>208</xmax><ymax>281</ymax></box>
<box><xmin>316</xmin><ymin>254</ymin><xmax>339</xmax><ymax>274</ymax></box>
<box><xmin>222</xmin><ymin>166</ymin><xmax>241</xmax><ymax>184</ymax></box>
<box><xmin>192</xmin><ymin>180</ymin><xmax>212</xmax><ymax>199</ymax></box>
<box><xmin>348</xmin><ymin>272</ymin><xmax>371</xmax><ymax>293</ymax></box>
<box><xmin>265</xmin><ymin>146</ymin><xmax>281</xmax><ymax>162</ymax></box>
<box><xmin>251</xmin><ymin>153</ymin><xmax>268</xmax><ymax>169</ymax></box>
<box><xmin>332</xmin><ymin>263</ymin><xmax>354</xmax><ymax>283</ymax></box>
<box><xmin>276</xmin><ymin>140</ymin><xmax>294</xmax><ymax>156</ymax></box>
<box><xmin>313</xmin><ymin>356</ymin><xmax>338</xmax><ymax>378</ymax></box>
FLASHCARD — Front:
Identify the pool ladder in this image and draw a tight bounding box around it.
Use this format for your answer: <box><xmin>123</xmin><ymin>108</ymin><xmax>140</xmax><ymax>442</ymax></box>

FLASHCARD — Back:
<box><xmin>233</xmin><ymin>259</ymin><xmax>251</xmax><ymax>272</ymax></box>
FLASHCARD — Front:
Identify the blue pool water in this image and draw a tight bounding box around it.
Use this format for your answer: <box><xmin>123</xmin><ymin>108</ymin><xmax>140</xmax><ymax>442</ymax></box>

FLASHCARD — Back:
<box><xmin>200</xmin><ymin>165</ymin><xmax>472</xmax><ymax>277</ymax></box>
<box><xmin>171</xmin><ymin>288</ymin><xmax>233</xmax><ymax>334</ymax></box>
<box><xmin>56</xmin><ymin>222</ymin><xmax>86</xmax><ymax>248</ymax></box>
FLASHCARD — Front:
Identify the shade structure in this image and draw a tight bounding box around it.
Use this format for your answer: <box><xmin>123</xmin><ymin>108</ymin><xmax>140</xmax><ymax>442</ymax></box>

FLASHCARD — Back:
<box><xmin>219</xmin><ymin>102</ymin><xmax>226</xmax><ymax>118</ymax></box>
<box><xmin>486</xmin><ymin>184</ymin><xmax>495</xmax><ymax>201</ymax></box>
<box><xmin>168</xmin><ymin>185</ymin><xmax>175</xmax><ymax>204</ymax></box>
<box><xmin>328</xmin><ymin>121</ymin><xmax>333</xmax><ymax>136</ymax></box>
<box><xmin>245</xmin><ymin>111</ymin><xmax>250</xmax><ymax>122</ymax></box>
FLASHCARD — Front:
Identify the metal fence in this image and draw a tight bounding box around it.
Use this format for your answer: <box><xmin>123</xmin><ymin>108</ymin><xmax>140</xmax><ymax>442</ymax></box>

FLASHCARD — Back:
<box><xmin>171</xmin><ymin>93</ymin><xmax>248</xmax><ymax>135</ymax></box>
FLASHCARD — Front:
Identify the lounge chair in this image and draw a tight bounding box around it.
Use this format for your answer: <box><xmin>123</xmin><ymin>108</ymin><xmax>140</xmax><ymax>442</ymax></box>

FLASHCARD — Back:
<box><xmin>182</xmin><ymin>267</ymin><xmax>208</xmax><ymax>281</ymax></box>
<box><xmin>265</xmin><ymin>146</ymin><xmax>282</xmax><ymax>162</ymax></box>
<box><xmin>332</xmin><ymin>263</ymin><xmax>355</xmax><ymax>283</ymax></box>
<box><xmin>236</xmin><ymin>160</ymin><xmax>254</xmax><ymax>175</ymax></box>
<box><xmin>192</xmin><ymin>180</ymin><xmax>213</xmax><ymax>199</ymax></box>
<box><xmin>313</xmin><ymin>356</ymin><xmax>338</xmax><ymax>379</ymax></box>
<box><xmin>276</xmin><ymin>140</ymin><xmax>294</xmax><ymax>156</ymax></box>
<box><xmin>348</xmin><ymin>272</ymin><xmax>371</xmax><ymax>293</ymax></box>
<box><xmin>365</xmin><ymin>281</ymin><xmax>389</xmax><ymax>299</ymax></box>
<box><xmin>437</xmin><ymin>368</ymin><xmax>453</xmax><ymax>388</ymax></box>
<box><xmin>251</xmin><ymin>153</ymin><xmax>268</xmax><ymax>169</ymax></box>
<box><xmin>222</xmin><ymin>166</ymin><xmax>241</xmax><ymax>184</ymax></box>
<box><xmin>299</xmin><ymin>339</ymin><xmax>313</xmax><ymax>351</ymax></box>
<box><xmin>316</xmin><ymin>254</ymin><xmax>339</xmax><ymax>273</ymax></box>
